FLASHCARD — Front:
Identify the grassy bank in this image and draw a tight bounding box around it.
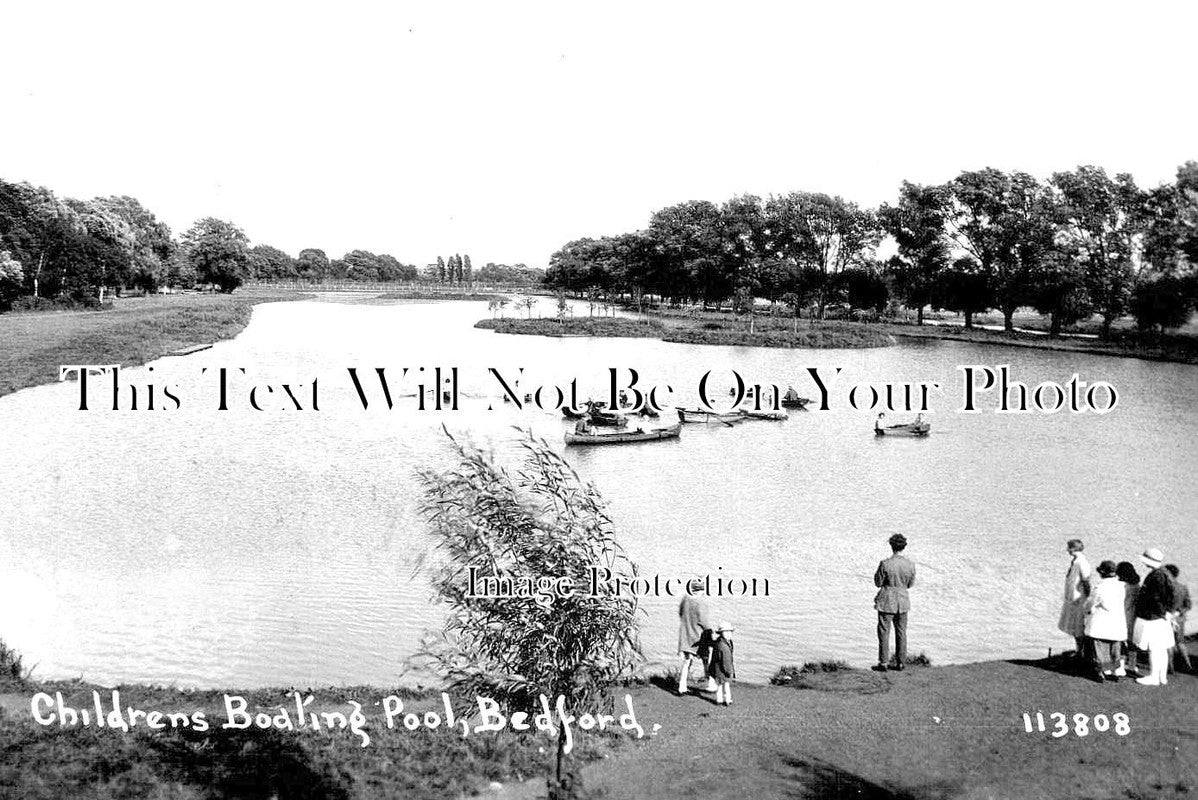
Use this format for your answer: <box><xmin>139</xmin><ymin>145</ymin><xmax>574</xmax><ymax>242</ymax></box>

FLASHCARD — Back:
<box><xmin>2</xmin><ymin>641</ymin><xmax>1193</xmax><ymax>800</ymax></box>
<box><xmin>475</xmin><ymin>315</ymin><xmax>894</xmax><ymax>349</ymax></box>
<box><xmin>0</xmin><ymin>291</ymin><xmax>306</xmax><ymax>398</ymax></box>
<box><xmin>881</xmin><ymin>319</ymin><xmax>1198</xmax><ymax>364</ymax></box>
<box><xmin>0</xmin><ymin>676</ymin><xmax>628</xmax><ymax>800</ymax></box>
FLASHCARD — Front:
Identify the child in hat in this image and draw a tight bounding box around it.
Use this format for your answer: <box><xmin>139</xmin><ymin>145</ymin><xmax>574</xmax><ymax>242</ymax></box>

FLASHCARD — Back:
<box><xmin>709</xmin><ymin>621</ymin><xmax>736</xmax><ymax>706</ymax></box>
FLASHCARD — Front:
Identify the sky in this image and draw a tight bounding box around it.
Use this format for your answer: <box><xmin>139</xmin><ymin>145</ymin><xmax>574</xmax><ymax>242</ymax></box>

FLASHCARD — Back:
<box><xmin>2</xmin><ymin>1</ymin><xmax>1195</xmax><ymax>267</ymax></box>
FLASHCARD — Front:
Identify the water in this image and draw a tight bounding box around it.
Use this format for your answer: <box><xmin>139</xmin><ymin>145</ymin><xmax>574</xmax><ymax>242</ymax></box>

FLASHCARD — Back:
<box><xmin>1</xmin><ymin>298</ymin><xmax>1195</xmax><ymax>686</ymax></box>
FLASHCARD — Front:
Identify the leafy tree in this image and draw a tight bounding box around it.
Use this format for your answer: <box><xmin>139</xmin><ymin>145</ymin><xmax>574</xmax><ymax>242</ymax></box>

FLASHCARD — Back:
<box><xmin>417</xmin><ymin>430</ymin><xmax>642</xmax><ymax>795</ymax></box>
<box><xmin>1130</xmin><ymin>273</ymin><xmax>1195</xmax><ymax>334</ymax></box>
<box><xmin>945</xmin><ymin>169</ymin><xmax>1055</xmax><ymax>331</ymax></box>
<box><xmin>94</xmin><ymin>196</ymin><xmax>175</xmax><ymax>293</ymax></box>
<box><xmin>463</xmin><ymin>254</ymin><xmax>473</xmax><ymax>283</ymax></box>
<box><xmin>1050</xmin><ymin>166</ymin><xmax>1145</xmax><ymax>338</ymax></box>
<box><xmin>936</xmin><ymin>256</ymin><xmax>993</xmax><ymax>329</ymax></box>
<box><xmin>0</xmin><ymin>250</ymin><xmax>23</xmax><ymax>310</ymax></box>
<box><xmin>297</xmin><ymin>248</ymin><xmax>330</xmax><ymax>282</ymax></box>
<box><xmin>64</xmin><ymin>198</ymin><xmax>138</xmax><ymax>299</ymax></box>
<box><xmin>766</xmin><ymin>192</ymin><xmax>880</xmax><ymax>318</ymax></box>
<box><xmin>837</xmin><ymin>266</ymin><xmax>889</xmax><ymax>313</ymax></box>
<box><xmin>877</xmin><ymin>182</ymin><xmax>950</xmax><ymax>324</ymax></box>
<box><xmin>1030</xmin><ymin>249</ymin><xmax>1090</xmax><ymax>337</ymax></box>
<box><xmin>1143</xmin><ymin>161</ymin><xmax>1198</xmax><ymax>275</ymax></box>
<box><xmin>437</xmin><ymin>255</ymin><xmax>447</xmax><ymax>282</ymax></box>
<box><xmin>648</xmin><ymin>200</ymin><xmax>732</xmax><ymax>303</ymax></box>
<box><xmin>0</xmin><ymin>180</ymin><xmax>84</xmax><ymax>298</ymax></box>
<box><xmin>182</xmin><ymin>218</ymin><xmax>250</xmax><ymax>292</ymax></box>
<box><xmin>247</xmin><ymin>244</ymin><xmax>297</xmax><ymax>281</ymax></box>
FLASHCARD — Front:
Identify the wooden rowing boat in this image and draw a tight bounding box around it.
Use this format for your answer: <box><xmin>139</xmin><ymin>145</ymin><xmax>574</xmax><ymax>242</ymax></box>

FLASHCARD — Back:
<box><xmin>874</xmin><ymin>413</ymin><xmax>931</xmax><ymax>437</ymax></box>
<box><xmin>565</xmin><ymin>423</ymin><xmax>682</xmax><ymax>445</ymax></box>
<box><xmin>740</xmin><ymin>409</ymin><xmax>789</xmax><ymax>421</ymax></box>
<box><xmin>675</xmin><ymin>408</ymin><xmax>745</xmax><ymax>425</ymax></box>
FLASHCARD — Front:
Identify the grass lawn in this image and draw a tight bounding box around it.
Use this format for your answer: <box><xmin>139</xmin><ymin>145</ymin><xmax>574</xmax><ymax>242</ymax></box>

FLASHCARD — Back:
<box><xmin>0</xmin><ymin>291</ymin><xmax>305</xmax><ymax>398</ymax></box>
<box><xmin>2</xmin><ymin>645</ymin><xmax>1193</xmax><ymax>799</ymax></box>
<box><xmin>475</xmin><ymin>315</ymin><xmax>895</xmax><ymax>349</ymax></box>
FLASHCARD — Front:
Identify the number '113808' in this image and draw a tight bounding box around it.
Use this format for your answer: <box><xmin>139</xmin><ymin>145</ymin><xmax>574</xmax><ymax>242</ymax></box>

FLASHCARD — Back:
<box><xmin>1022</xmin><ymin>711</ymin><xmax>1130</xmax><ymax>738</ymax></box>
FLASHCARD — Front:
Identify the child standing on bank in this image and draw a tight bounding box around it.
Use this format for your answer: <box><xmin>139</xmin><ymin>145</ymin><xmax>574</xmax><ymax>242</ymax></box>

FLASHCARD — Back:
<box><xmin>709</xmin><ymin>622</ymin><xmax>735</xmax><ymax>706</ymax></box>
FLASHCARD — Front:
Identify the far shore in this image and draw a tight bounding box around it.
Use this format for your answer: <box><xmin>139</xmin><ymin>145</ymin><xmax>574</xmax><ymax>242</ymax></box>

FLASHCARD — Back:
<box><xmin>2</xmin><ymin>638</ymin><xmax>1194</xmax><ymax>800</ymax></box>
<box><xmin>477</xmin><ymin>307</ymin><xmax>1198</xmax><ymax>365</ymax></box>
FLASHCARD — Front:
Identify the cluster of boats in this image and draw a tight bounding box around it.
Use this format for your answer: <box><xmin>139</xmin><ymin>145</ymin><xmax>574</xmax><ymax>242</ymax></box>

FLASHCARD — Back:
<box><xmin>563</xmin><ymin>387</ymin><xmax>815</xmax><ymax>446</ymax></box>
<box><xmin>560</xmin><ymin>391</ymin><xmax>934</xmax><ymax>445</ymax></box>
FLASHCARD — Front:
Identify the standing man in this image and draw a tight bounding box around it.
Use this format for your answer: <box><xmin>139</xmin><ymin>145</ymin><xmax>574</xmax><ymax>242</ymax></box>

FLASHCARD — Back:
<box><xmin>874</xmin><ymin>533</ymin><xmax>916</xmax><ymax>672</ymax></box>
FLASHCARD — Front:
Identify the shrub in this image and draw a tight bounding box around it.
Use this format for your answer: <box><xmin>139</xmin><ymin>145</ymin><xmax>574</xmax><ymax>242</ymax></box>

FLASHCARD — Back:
<box><xmin>416</xmin><ymin>428</ymin><xmax>643</xmax><ymax>794</ymax></box>
<box><xmin>0</xmin><ymin>638</ymin><xmax>26</xmax><ymax>683</ymax></box>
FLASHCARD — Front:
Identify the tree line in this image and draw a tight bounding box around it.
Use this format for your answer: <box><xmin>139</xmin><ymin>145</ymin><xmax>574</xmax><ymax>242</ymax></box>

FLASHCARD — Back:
<box><xmin>544</xmin><ymin>163</ymin><xmax>1198</xmax><ymax>337</ymax></box>
<box><xmin>0</xmin><ymin>178</ymin><xmax>543</xmax><ymax>311</ymax></box>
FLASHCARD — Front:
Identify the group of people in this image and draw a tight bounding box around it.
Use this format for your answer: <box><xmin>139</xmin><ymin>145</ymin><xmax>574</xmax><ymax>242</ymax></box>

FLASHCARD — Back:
<box><xmin>1059</xmin><ymin>539</ymin><xmax>1193</xmax><ymax>685</ymax></box>
<box><xmin>676</xmin><ymin>579</ymin><xmax>736</xmax><ymax>705</ymax></box>
<box><xmin>672</xmin><ymin>535</ymin><xmax>1191</xmax><ymax>697</ymax></box>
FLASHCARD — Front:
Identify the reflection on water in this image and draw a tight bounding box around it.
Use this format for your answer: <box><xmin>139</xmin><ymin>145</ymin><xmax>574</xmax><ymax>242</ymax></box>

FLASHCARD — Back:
<box><xmin>0</xmin><ymin>299</ymin><xmax>1195</xmax><ymax>686</ymax></box>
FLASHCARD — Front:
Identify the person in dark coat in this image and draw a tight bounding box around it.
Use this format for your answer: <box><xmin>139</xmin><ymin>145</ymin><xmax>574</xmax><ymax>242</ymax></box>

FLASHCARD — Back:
<box><xmin>874</xmin><ymin>533</ymin><xmax>916</xmax><ymax>671</ymax></box>
<box><xmin>677</xmin><ymin>579</ymin><xmax>715</xmax><ymax>694</ymax></box>
<box><xmin>1165</xmin><ymin>564</ymin><xmax>1193</xmax><ymax>673</ymax></box>
<box><xmin>1133</xmin><ymin>548</ymin><xmax>1176</xmax><ymax>686</ymax></box>
<box><xmin>708</xmin><ymin>621</ymin><xmax>735</xmax><ymax>706</ymax></box>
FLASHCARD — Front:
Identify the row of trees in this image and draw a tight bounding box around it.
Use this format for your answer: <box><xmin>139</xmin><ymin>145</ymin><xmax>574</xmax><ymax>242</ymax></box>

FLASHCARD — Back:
<box><xmin>544</xmin><ymin>164</ymin><xmax>1198</xmax><ymax>336</ymax></box>
<box><xmin>0</xmin><ymin>179</ymin><xmax>545</xmax><ymax>310</ymax></box>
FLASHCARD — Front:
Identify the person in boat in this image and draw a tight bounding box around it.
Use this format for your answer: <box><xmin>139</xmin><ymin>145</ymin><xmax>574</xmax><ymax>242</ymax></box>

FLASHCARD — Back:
<box><xmin>873</xmin><ymin>533</ymin><xmax>916</xmax><ymax>672</ymax></box>
<box><xmin>677</xmin><ymin>580</ymin><xmax>716</xmax><ymax>694</ymax></box>
<box><xmin>574</xmin><ymin>419</ymin><xmax>592</xmax><ymax>435</ymax></box>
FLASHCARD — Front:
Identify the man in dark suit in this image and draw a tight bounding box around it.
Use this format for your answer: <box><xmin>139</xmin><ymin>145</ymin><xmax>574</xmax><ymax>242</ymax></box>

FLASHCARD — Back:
<box><xmin>873</xmin><ymin>533</ymin><xmax>916</xmax><ymax>671</ymax></box>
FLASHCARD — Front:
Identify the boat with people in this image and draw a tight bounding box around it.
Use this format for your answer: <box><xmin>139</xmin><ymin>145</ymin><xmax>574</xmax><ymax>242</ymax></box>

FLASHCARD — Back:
<box><xmin>675</xmin><ymin>407</ymin><xmax>746</xmax><ymax>425</ymax></box>
<box><xmin>588</xmin><ymin>407</ymin><xmax>628</xmax><ymax>427</ymax></box>
<box><xmin>565</xmin><ymin>422</ymin><xmax>682</xmax><ymax>446</ymax></box>
<box><xmin>874</xmin><ymin>412</ymin><xmax>931</xmax><ymax>437</ymax></box>
<box><xmin>780</xmin><ymin>386</ymin><xmax>811</xmax><ymax>410</ymax></box>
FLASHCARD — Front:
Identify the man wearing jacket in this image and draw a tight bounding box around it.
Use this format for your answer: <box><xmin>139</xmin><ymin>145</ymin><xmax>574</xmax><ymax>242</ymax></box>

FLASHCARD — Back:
<box><xmin>874</xmin><ymin>533</ymin><xmax>916</xmax><ymax>671</ymax></box>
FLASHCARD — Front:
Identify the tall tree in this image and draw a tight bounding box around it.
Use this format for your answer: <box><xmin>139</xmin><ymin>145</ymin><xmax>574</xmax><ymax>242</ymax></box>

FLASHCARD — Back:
<box><xmin>877</xmin><ymin>182</ymin><xmax>950</xmax><ymax>324</ymax></box>
<box><xmin>296</xmin><ymin>248</ymin><xmax>330</xmax><ymax>282</ymax></box>
<box><xmin>247</xmin><ymin>245</ymin><xmax>297</xmax><ymax>281</ymax></box>
<box><xmin>945</xmin><ymin>169</ymin><xmax>1054</xmax><ymax>331</ymax></box>
<box><xmin>463</xmin><ymin>253</ymin><xmax>473</xmax><ymax>283</ymax></box>
<box><xmin>182</xmin><ymin>218</ymin><xmax>250</xmax><ymax>293</ymax></box>
<box><xmin>766</xmin><ymin>192</ymin><xmax>880</xmax><ymax>318</ymax></box>
<box><xmin>0</xmin><ymin>180</ymin><xmax>84</xmax><ymax>298</ymax></box>
<box><xmin>437</xmin><ymin>255</ymin><xmax>447</xmax><ymax>282</ymax></box>
<box><xmin>1050</xmin><ymin>166</ymin><xmax>1146</xmax><ymax>338</ymax></box>
<box><xmin>935</xmin><ymin>256</ymin><xmax>993</xmax><ymax>329</ymax></box>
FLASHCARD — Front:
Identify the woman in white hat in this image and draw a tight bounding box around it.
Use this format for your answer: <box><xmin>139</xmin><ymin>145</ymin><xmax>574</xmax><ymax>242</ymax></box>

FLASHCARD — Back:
<box><xmin>1132</xmin><ymin>547</ymin><xmax>1177</xmax><ymax>686</ymax></box>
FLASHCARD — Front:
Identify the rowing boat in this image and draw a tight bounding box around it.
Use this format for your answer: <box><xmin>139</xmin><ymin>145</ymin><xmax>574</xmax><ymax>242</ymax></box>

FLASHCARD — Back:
<box><xmin>874</xmin><ymin>413</ymin><xmax>931</xmax><ymax>437</ymax></box>
<box><xmin>675</xmin><ymin>408</ymin><xmax>746</xmax><ymax>424</ymax></box>
<box><xmin>565</xmin><ymin>423</ymin><xmax>682</xmax><ymax>445</ymax></box>
<box><xmin>740</xmin><ymin>410</ymin><xmax>789</xmax><ymax>421</ymax></box>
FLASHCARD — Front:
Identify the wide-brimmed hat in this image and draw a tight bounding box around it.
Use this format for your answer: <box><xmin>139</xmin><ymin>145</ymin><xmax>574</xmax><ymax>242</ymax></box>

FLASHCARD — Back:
<box><xmin>1140</xmin><ymin>548</ymin><xmax>1164</xmax><ymax>569</ymax></box>
<box><xmin>716</xmin><ymin>621</ymin><xmax>734</xmax><ymax>633</ymax></box>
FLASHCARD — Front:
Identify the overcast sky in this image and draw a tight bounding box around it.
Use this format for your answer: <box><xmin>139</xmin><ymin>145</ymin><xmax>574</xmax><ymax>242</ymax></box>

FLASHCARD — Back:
<box><xmin>2</xmin><ymin>1</ymin><xmax>1195</xmax><ymax>267</ymax></box>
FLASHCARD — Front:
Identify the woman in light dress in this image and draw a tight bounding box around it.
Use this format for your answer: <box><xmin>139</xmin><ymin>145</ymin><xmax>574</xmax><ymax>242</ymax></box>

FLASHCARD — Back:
<box><xmin>1057</xmin><ymin>539</ymin><xmax>1093</xmax><ymax>659</ymax></box>
<box><xmin>1084</xmin><ymin>560</ymin><xmax>1126</xmax><ymax>682</ymax></box>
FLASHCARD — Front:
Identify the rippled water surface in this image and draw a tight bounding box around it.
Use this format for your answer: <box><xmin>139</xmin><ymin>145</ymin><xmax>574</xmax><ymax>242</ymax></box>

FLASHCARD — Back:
<box><xmin>1</xmin><ymin>298</ymin><xmax>1195</xmax><ymax>685</ymax></box>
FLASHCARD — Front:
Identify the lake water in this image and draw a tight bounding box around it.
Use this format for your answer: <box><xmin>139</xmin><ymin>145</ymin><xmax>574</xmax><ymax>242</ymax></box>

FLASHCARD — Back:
<box><xmin>1</xmin><ymin>298</ymin><xmax>1195</xmax><ymax>686</ymax></box>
